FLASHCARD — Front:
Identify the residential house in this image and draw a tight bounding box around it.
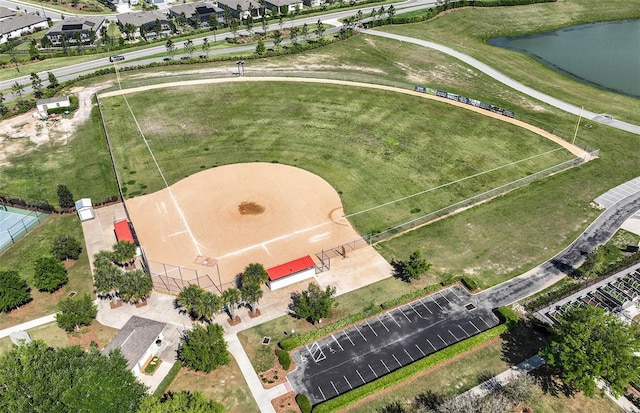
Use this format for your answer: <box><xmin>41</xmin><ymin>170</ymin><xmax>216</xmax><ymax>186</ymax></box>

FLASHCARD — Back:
<box><xmin>45</xmin><ymin>16</ymin><xmax>105</xmax><ymax>46</ymax></box>
<box><xmin>168</xmin><ymin>2</ymin><xmax>224</xmax><ymax>26</ymax></box>
<box><xmin>264</xmin><ymin>0</ymin><xmax>303</xmax><ymax>16</ymax></box>
<box><xmin>303</xmin><ymin>0</ymin><xmax>326</xmax><ymax>7</ymax></box>
<box><xmin>215</xmin><ymin>0</ymin><xmax>261</xmax><ymax>19</ymax></box>
<box><xmin>0</xmin><ymin>6</ymin><xmax>16</xmax><ymax>21</ymax></box>
<box><xmin>145</xmin><ymin>0</ymin><xmax>177</xmax><ymax>6</ymax></box>
<box><xmin>36</xmin><ymin>95</ymin><xmax>70</xmax><ymax>114</ymax></box>
<box><xmin>102</xmin><ymin>316</ymin><xmax>167</xmax><ymax>377</ymax></box>
<box><xmin>0</xmin><ymin>13</ymin><xmax>48</xmax><ymax>45</ymax></box>
<box><xmin>117</xmin><ymin>10</ymin><xmax>172</xmax><ymax>40</ymax></box>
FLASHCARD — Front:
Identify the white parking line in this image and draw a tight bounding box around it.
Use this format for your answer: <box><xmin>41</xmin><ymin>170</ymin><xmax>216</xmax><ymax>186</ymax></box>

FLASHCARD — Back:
<box><xmin>449</xmin><ymin>329</ymin><xmax>459</xmax><ymax>341</ymax></box>
<box><xmin>354</xmin><ymin>325</ymin><xmax>367</xmax><ymax>341</ymax></box>
<box><xmin>387</xmin><ymin>312</ymin><xmax>402</xmax><ymax>327</ymax></box>
<box><xmin>380</xmin><ymin>359</ymin><xmax>391</xmax><ymax>372</ymax></box>
<box><xmin>426</xmin><ymin>338</ymin><xmax>437</xmax><ymax>351</ymax></box>
<box><xmin>377</xmin><ymin>316</ymin><xmax>390</xmax><ymax>332</ymax></box>
<box><xmin>450</xmin><ymin>286</ymin><xmax>463</xmax><ymax>300</ymax></box>
<box><xmin>404</xmin><ymin>348</ymin><xmax>414</xmax><ymax>361</ymax></box>
<box><xmin>332</xmin><ymin>334</ymin><xmax>344</xmax><ymax>351</ymax></box>
<box><xmin>318</xmin><ymin>386</ymin><xmax>327</xmax><ymax>401</ymax></box>
<box><xmin>458</xmin><ymin>324</ymin><xmax>470</xmax><ymax>337</ymax></box>
<box><xmin>343</xmin><ymin>330</ymin><xmax>356</xmax><ymax>346</ymax></box>
<box><xmin>438</xmin><ymin>334</ymin><xmax>448</xmax><ymax>345</ymax></box>
<box><xmin>408</xmin><ymin>302</ymin><xmax>423</xmax><ymax>318</ymax></box>
<box><xmin>366</xmin><ymin>320</ymin><xmax>378</xmax><ymax>337</ymax></box>
<box><xmin>331</xmin><ymin>381</ymin><xmax>339</xmax><ymax>395</ymax></box>
<box><xmin>369</xmin><ymin>364</ymin><xmax>378</xmax><ymax>378</ymax></box>
<box><xmin>479</xmin><ymin>317</ymin><xmax>491</xmax><ymax>328</ymax></box>
<box><xmin>429</xmin><ymin>296</ymin><xmax>444</xmax><ymax>310</ymax></box>
<box><xmin>469</xmin><ymin>320</ymin><xmax>481</xmax><ymax>333</ymax></box>
<box><xmin>418</xmin><ymin>299</ymin><xmax>433</xmax><ymax>314</ymax></box>
<box><xmin>392</xmin><ymin>354</ymin><xmax>402</xmax><ymax>367</ymax></box>
<box><xmin>356</xmin><ymin>369</ymin><xmax>365</xmax><ymax>384</ymax></box>
<box><xmin>415</xmin><ymin>344</ymin><xmax>426</xmax><ymax>356</ymax></box>
<box><xmin>344</xmin><ymin>375</ymin><xmax>353</xmax><ymax>389</ymax></box>
<box><xmin>439</xmin><ymin>291</ymin><xmax>451</xmax><ymax>304</ymax></box>
<box><xmin>397</xmin><ymin>308</ymin><xmax>412</xmax><ymax>322</ymax></box>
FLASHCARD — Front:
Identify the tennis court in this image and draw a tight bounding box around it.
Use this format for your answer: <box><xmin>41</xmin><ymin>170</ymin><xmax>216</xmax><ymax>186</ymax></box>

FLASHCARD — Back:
<box><xmin>0</xmin><ymin>206</ymin><xmax>48</xmax><ymax>253</ymax></box>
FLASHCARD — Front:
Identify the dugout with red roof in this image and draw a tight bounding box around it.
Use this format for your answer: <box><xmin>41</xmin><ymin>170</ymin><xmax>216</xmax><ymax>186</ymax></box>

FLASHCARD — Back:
<box><xmin>267</xmin><ymin>255</ymin><xmax>316</xmax><ymax>290</ymax></box>
<box><xmin>114</xmin><ymin>219</ymin><xmax>135</xmax><ymax>244</ymax></box>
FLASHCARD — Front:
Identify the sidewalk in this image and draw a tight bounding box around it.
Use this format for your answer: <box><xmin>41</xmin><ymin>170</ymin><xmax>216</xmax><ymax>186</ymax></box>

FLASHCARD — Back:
<box><xmin>0</xmin><ymin>313</ymin><xmax>56</xmax><ymax>339</ymax></box>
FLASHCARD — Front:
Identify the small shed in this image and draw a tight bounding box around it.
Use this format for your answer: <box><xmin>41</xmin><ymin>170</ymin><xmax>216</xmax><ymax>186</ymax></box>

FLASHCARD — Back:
<box><xmin>102</xmin><ymin>316</ymin><xmax>166</xmax><ymax>377</ymax></box>
<box><xmin>36</xmin><ymin>96</ymin><xmax>70</xmax><ymax>114</ymax></box>
<box><xmin>267</xmin><ymin>255</ymin><xmax>316</xmax><ymax>291</ymax></box>
<box><xmin>75</xmin><ymin>198</ymin><xmax>95</xmax><ymax>221</ymax></box>
<box><xmin>114</xmin><ymin>219</ymin><xmax>135</xmax><ymax>244</ymax></box>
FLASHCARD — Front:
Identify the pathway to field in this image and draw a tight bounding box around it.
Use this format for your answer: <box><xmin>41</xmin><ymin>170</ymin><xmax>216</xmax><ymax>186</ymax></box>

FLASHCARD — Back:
<box><xmin>97</xmin><ymin>77</ymin><xmax>590</xmax><ymax>159</ymax></box>
<box><xmin>360</xmin><ymin>29</ymin><xmax>640</xmax><ymax>136</ymax></box>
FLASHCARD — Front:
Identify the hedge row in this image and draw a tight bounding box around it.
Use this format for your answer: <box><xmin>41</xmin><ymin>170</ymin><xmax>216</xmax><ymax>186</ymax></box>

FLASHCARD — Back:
<box><xmin>47</xmin><ymin>95</ymin><xmax>79</xmax><ymax>115</ymax></box>
<box><xmin>152</xmin><ymin>360</ymin><xmax>182</xmax><ymax>397</ymax></box>
<box><xmin>297</xmin><ymin>393</ymin><xmax>312</xmax><ymax>413</ymax></box>
<box><xmin>523</xmin><ymin>279</ymin><xmax>581</xmax><ymax>312</ymax></box>
<box><xmin>276</xmin><ymin>349</ymin><xmax>291</xmax><ymax>370</ymax></box>
<box><xmin>312</xmin><ymin>307</ymin><xmax>514</xmax><ymax>412</ymax></box>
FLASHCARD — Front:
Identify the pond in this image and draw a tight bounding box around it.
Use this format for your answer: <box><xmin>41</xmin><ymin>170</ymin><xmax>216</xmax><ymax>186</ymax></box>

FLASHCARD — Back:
<box><xmin>489</xmin><ymin>20</ymin><xmax>640</xmax><ymax>98</ymax></box>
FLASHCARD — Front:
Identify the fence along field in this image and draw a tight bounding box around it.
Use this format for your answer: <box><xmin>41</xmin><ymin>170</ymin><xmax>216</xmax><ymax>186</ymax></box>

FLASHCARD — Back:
<box><xmin>98</xmin><ymin>82</ymin><xmax>579</xmax><ymax>238</ymax></box>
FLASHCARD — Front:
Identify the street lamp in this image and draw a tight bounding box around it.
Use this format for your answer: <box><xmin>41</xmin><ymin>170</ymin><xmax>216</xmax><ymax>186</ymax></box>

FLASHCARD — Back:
<box><xmin>236</xmin><ymin>60</ymin><xmax>245</xmax><ymax>76</ymax></box>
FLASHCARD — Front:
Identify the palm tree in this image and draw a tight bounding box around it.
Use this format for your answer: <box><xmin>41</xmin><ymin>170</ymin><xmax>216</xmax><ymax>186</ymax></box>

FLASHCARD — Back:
<box><xmin>200</xmin><ymin>291</ymin><xmax>222</xmax><ymax>322</ymax></box>
<box><xmin>241</xmin><ymin>283</ymin><xmax>263</xmax><ymax>314</ymax></box>
<box><xmin>221</xmin><ymin>288</ymin><xmax>241</xmax><ymax>320</ymax></box>
<box><xmin>177</xmin><ymin>284</ymin><xmax>203</xmax><ymax>318</ymax></box>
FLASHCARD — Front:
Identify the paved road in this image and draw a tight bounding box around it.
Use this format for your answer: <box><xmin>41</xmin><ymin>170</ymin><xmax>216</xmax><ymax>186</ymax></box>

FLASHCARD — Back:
<box><xmin>361</xmin><ymin>29</ymin><xmax>640</xmax><ymax>136</ymax></box>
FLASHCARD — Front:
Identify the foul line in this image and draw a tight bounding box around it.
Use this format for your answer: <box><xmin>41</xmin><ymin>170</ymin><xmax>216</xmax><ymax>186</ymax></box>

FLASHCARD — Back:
<box><xmin>114</xmin><ymin>64</ymin><xmax>202</xmax><ymax>256</ymax></box>
<box><xmin>345</xmin><ymin>148</ymin><xmax>562</xmax><ymax>218</ymax></box>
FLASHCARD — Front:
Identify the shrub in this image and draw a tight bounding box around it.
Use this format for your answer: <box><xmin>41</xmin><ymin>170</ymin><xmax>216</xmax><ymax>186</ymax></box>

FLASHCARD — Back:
<box><xmin>276</xmin><ymin>349</ymin><xmax>291</xmax><ymax>370</ymax></box>
<box><xmin>55</xmin><ymin>294</ymin><xmax>97</xmax><ymax>332</ymax></box>
<box><xmin>296</xmin><ymin>393</ymin><xmax>311</xmax><ymax>413</ymax></box>
<box><xmin>33</xmin><ymin>256</ymin><xmax>68</xmax><ymax>292</ymax></box>
<box><xmin>153</xmin><ymin>361</ymin><xmax>182</xmax><ymax>397</ymax></box>
<box><xmin>460</xmin><ymin>276</ymin><xmax>478</xmax><ymax>291</ymax></box>
<box><xmin>0</xmin><ymin>270</ymin><xmax>31</xmax><ymax>312</ymax></box>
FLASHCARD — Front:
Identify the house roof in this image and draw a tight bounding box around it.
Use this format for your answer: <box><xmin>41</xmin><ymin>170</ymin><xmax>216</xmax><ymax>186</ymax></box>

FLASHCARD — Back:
<box><xmin>0</xmin><ymin>13</ymin><xmax>48</xmax><ymax>35</ymax></box>
<box><xmin>102</xmin><ymin>316</ymin><xmax>166</xmax><ymax>370</ymax></box>
<box><xmin>267</xmin><ymin>255</ymin><xmax>315</xmax><ymax>281</ymax></box>
<box><xmin>37</xmin><ymin>96</ymin><xmax>70</xmax><ymax>106</ymax></box>
<box><xmin>47</xmin><ymin>16</ymin><xmax>105</xmax><ymax>35</ymax></box>
<box><xmin>0</xmin><ymin>7</ymin><xmax>16</xmax><ymax>20</ymax></box>
<box><xmin>117</xmin><ymin>10</ymin><xmax>169</xmax><ymax>27</ymax></box>
<box><xmin>169</xmin><ymin>1</ymin><xmax>222</xmax><ymax>17</ymax></box>
<box><xmin>216</xmin><ymin>0</ymin><xmax>261</xmax><ymax>12</ymax></box>
<box><xmin>265</xmin><ymin>0</ymin><xmax>302</xmax><ymax>7</ymax></box>
<box><xmin>114</xmin><ymin>219</ymin><xmax>135</xmax><ymax>244</ymax></box>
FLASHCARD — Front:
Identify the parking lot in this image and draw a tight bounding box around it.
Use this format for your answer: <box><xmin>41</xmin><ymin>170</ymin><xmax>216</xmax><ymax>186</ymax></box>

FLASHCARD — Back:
<box><xmin>287</xmin><ymin>285</ymin><xmax>499</xmax><ymax>405</ymax></box>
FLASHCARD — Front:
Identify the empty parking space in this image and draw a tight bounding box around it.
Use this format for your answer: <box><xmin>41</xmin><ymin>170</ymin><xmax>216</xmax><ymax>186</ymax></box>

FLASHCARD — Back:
<box><xmin>288</xmin><ymin>285</ymin><xmax>499</xmax><ymax>405</ymax></box>
<box><xmin>594</xmin><ymin>177</ymin><xmax>640</xmax><ymax>209</ymax></box>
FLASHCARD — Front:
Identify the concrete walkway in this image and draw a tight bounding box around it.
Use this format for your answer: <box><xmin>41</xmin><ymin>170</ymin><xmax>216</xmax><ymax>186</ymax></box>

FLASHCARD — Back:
<box><xmin>0</xmin><ymin>313</ymin><xmax>56</xmax><ymax>339</ymax></box>
<box><xmin>361</xmin><ymin>29</ymin><xmax>640</xmax><ymax>136</ymax></box>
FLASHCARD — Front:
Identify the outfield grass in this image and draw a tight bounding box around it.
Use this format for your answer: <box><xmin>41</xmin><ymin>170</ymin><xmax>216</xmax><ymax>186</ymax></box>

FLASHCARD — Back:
<box><xmin>0</xmin><ymin>97</ymin><xmax>118</xmax><ymax>206</ymax></box>
<box><xmin>0</xmin><ymin>215</ymin><xmax>94</xmax><ymax>329</ymax></box>
<box><xmin>168</xmin><ymin>355</ymin><xmax>259</xmax><ymax>413</ymax></box>
<box><xmin>99</xmin><ymin>82</ymin><xmax>573</xmax><ymax>236</ymax></box>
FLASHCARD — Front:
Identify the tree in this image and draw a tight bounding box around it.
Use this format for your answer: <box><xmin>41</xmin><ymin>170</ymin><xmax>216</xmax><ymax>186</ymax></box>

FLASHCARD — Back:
<box><xmin>273</xmin><ymin>29</ymin><xmax>282</xmax><ymax>49</ymax></box>
<box><xmin>57</xmin><ymin>184</ymin><xmax>75</xmax><ymax>208</ymax></box>
<box><xmin>0</xmin><ymin>93</ymin><xmax>9</xmax><ymax>118</ymax></box>
<box><xmin>166</xmin><ymin>39</ymin><xmax>176</xmax><ymax>59</ymax></box>
<box><xmin>139</xmin><ymin>24</ymin><xmax>148</xmax><ymax>41</ymax></box>
<box><xmin>387</xmin><ymin>5</ymin><xmax>396</xmax><ymax>23</ymax></box>
<box><xmin>261</xmin><ymin>15</ymin><xmax>268</xmax><ymax>34</ymax></box>
<box><xmin>198</xmin><ymin>290</ymin><xmax>221</xmax><ymax>322</ymax></box>
<box><xmin>541</xmin><ymin>305</ymin><xmax>640</xmax><ymax>397</ymax></box>
<box><xmin>184</xmin><ymin>39</ymin><xmax>195</xmax><ymax>57</ymax></box>
<box><xmin>255</xmin><ymin>39</ymin><xmax>266</xmax><ymax>55</ymax></box>
<box><xmin>88</xmin><ymin>28</ymin><xmax>96</xmax><ymax>45</ymax></box>
<box><xmin>28</xmin><ymin>41</ymin><xmax>40</xmax><ymax>61</ymax></box>
<box><xmin>41</xmin><ymin>35</ymin><xmax>52</xmax><ymax>49</ymax></box>
<box><xmin>229</xmin><ymin>17</ymin><xmax>239</xmax><ymax>38</ymax></box>
<box><xmin>301</xmin><ymin>23</ymin><xmax>309</xmax><ymax>42</ymax></box>
<box><xmin>315</xmin><ymin>19</ymin><xmax>325</xmax><ymax>40</ymax></box>
<box><xmin>33</xmin><ymin>256</ymin><xmax>68</xmax><ymax>292</ymax></box>
<box><xmin>290</xmin><ymin>26</ymin><xmax>299</xmax><ymax>45</ymax></box>
<box><xmin>111</xmin><ymin>240</ymin><xmax>137</xmax><ymax>267</ymax></box>
<box><xmin>0</xmin><ymin>270</ymin><xmax>31</xmax><ymax>312</ymax></box>
<box><xmin>177</xmin><ymin>284</ymin><xmax>204</xmax><ymax>318</ymax></box>
<box><xmin>11</xmin><ymin>81</ymin><xmax>25</xmax><ymax>106</ymax></box>
<box><xmin>93</xmin><ymin>250</ymin><xmax>121</xmax><ymax>297</ymax></box>
<box><xmin>123</xmin><ymin>22</ymin><xmax>137</xmax><ymax>40</ymax></box>
<box><xmin>47</xmin><ymin>71</ymin><xmax>59</xmax><ymax>88</ymax></box>
<box><xmin>51</xmin><ymin>233</ymin><xmax>83</xmax><ymax>261</ymax></box>
<box><xmin>242</xmin><ymin>263</ymin><xmax>269</xmax><ymax>286</ymax></box>
<box><xmin>209</xmin><ymin>16</ymin><xmax>219</xmax><ymax>42</ymax></box>
<box><xmin>56</xmin><ymin>294</ymin><xmax>97</xmax><ymax>332</ymax></box>
<box><xmin>246</xmin><ymin>5</ymin><xmax>254</xmax><ymax>33</ymax></box>
<box><xmin>240</xmin><ymin>282</ymin><xmax>263</xmax><ymax>313</ymax></box>
<box><xmin>154</xmin><ymin>19</ymin><xmax>163</xmax><ymax>38</ymax></box>
<box><xmin>221</xmin><ymin>287</ymin><xmax>240</xmax><ymax>320</ymax></box>
<box><xmin>118</xmin><ymin>269</ymin><xmax>153</xmax><ymax>303</ymax></box>
<box><xmin>377</xmin><ymin>5</ymin><xmax>386</xmax><ymax>21</ymax></box>
<box><xmin>392</xmin><ymin>250</ymin><xmax>431</xmax><ymax>282</ymax></box>
<box><xmin>0</xmin><ymin>341</ymin><xmax>147</xmax><ymax>412</ymax></box>
<box><xmin>138</xmin><ymin>391</ymin><xmax>224</xmax><ymax>413</ymax></box>
<box><xmin>30</xmin><ymin>72</ymin><xmax>43</xmax><ymax>99</ymax></box>
<box><xmin>290</xmin><ymin>282</ymin><xmax>336</xmax><ymax>324</ymax></box>
<box><xmin>201</xmin><ymin>37</ymin><xmax>210</xmax><ymax>56</ymax></box>
<box><xmin>178</xmin><ymin>323</ymin><xmax>229</xmax><ymax>373</ymax></box>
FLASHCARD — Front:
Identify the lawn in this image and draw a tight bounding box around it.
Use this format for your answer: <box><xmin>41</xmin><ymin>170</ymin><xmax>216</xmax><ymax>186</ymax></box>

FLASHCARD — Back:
<box><xmin>99</xmin><ymin>81</ymin><xmax>573</xmax><ymax>237</ymax></box>
<box><xmin>0</xmin><ymin>96</ymin><xmax>118</xmax><ymax>207</ymax></box>
<box><xmin>0</xmin><ymin>214</ymin><xmax>94</xmax><ymax>329</ymax></box>
<box><xmin>168</xmin><ymin>355</ymin><xmax>259</xmax><ymax>413</ymax></box>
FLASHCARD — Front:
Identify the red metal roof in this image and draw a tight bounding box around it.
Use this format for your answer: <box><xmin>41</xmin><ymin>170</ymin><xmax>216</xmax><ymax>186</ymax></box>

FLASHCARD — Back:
<box><xmin>267</xmin><ymin>256</ymin><xmax>316</xmax><ymax>281</ymax></box>
<box><xmin>114</xmin><ymin>219</ymin><xmax>135</xmax><ymax>244</ymax></box>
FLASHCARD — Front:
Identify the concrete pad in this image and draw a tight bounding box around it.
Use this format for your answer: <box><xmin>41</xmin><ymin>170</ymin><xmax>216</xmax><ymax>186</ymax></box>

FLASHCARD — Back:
<box><xmin>81</xmin><ymin>203</ymin><xmax>127</xmax><ymax>270</ymax></box>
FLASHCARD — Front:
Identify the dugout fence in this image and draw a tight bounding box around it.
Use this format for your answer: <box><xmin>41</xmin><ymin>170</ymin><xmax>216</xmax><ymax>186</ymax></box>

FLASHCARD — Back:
<box><xmin>143</xmin><ymin>256</ymin><xmax>228</xmax><ymax>295</ymax></box>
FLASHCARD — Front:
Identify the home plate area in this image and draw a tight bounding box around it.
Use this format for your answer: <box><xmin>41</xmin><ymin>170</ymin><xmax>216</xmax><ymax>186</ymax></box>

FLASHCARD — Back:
<box><xmin>287</xmin><ymin>285</ymin><xmax>499</xmax><ymax>405</ymax></box>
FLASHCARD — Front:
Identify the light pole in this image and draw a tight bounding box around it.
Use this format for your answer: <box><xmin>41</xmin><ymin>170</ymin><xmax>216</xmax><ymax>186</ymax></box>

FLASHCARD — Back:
<box><xmin>236</xmin><ymin>60</ymin><xmax>245</xmax><ymax>76</ymax></box>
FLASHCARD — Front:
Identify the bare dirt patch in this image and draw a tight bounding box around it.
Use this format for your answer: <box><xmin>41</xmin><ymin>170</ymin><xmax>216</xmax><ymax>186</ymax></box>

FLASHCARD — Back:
<box><xmin>239</xmin><ymin>201</ymin><xmax>265</xmax><ymax>215</ymax></box>
<box><xmin>272</xmin><ymin>392</ymin><xmax>301</xmax><ymax>413</ymax></box>
<box><xmin>0</xmin><ymin>84</ymin><xmax>110</xmax><ymax>167</ymax></box>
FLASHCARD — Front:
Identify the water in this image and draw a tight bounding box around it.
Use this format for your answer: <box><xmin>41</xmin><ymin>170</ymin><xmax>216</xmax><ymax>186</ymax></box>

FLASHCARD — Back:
<box><xmin>489</xmin><ymin>20</ymin><xmax>640</xmax><ymax>98</ymax></box>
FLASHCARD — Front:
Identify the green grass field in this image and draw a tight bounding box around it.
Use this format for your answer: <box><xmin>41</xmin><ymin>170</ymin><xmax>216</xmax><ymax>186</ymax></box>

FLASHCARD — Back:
<box><xmin>0</xmin><ymin>215</ymin><xmax>94</xmax><ymax>329</ymax></box>
<box><xmin>99</xmin><ymin>82</ymin><xmax>573</xmax><ymax>237</ymax></box>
